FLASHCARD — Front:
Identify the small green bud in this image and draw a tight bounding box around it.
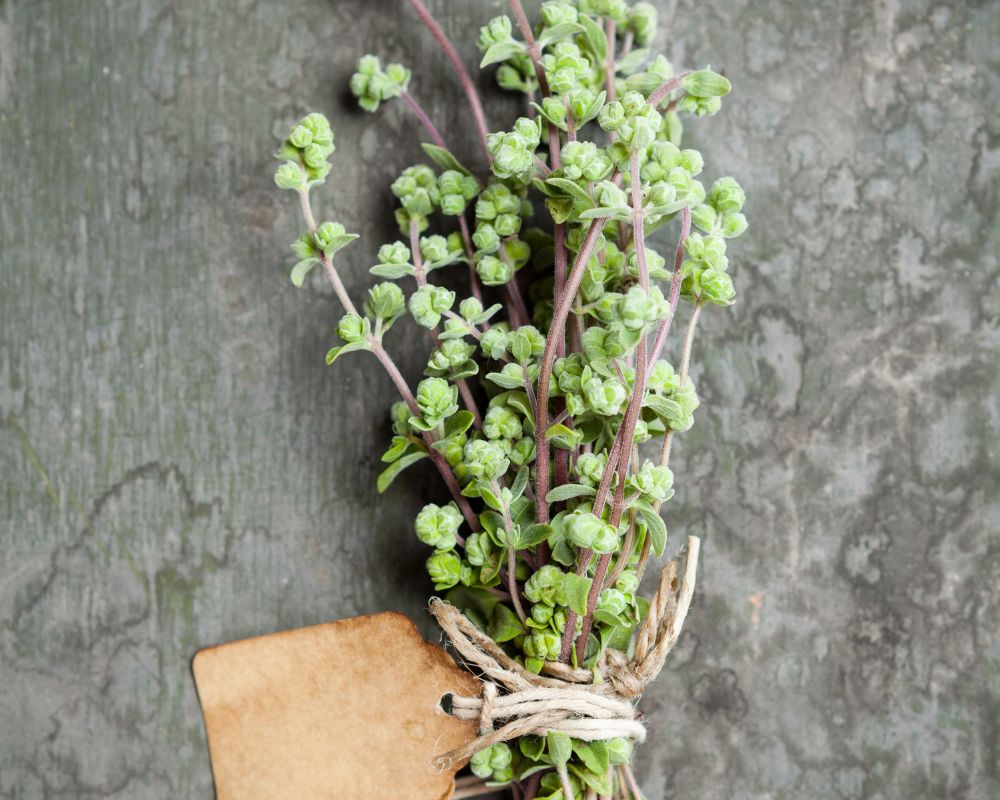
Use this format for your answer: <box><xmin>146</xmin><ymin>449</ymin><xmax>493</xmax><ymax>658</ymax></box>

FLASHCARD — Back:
<box><xmin>416</xmin><ymin>377</ymin><xmax>459</xmax><ymax>426</ymax></box>
<box><xmin>697</xmin><ymin>268</ymin><xmax>736</xmax><ymax>305</ymax></box>
<box><xmin>415</xmin><ymin>502</ymin><xmax>463</xmax><ymax>550</ymax></box>
<box><xmin>337</xmin><ymin>313</ymin><xmax>367</xmax><ymax>344</ymax></box>
<box><xmin>472</xmin><ymin>223</ymin><xmax>501</xmax><ymax>254</ymax></box>
<box><xmin>566</xmin><ymin>510</ymin><xmax>618</xmax><ymax>553</ymax></box>
<box><xmin>378</xmin><ymin>241</ymin><xmax>410</xmax><ymax>265</ymax></box>
<box><xmin>409</xmin><ymin>284</ymin><xmax>455</xmax><ymax>328</ymax></box>
<box><xmin>524</xmin><ymin>565</ymin><xmax>566</xmax><ymax>606</ymax></box>
<box><xmin>508</xmin><ymin>326</ymin><xmax>545</xmax><ymax>364</ymax></box>
<box><xmin>629</xmin><ymin>3</ymin><xmax>658</xmax><ymax>46</ymax></box>
<box><xmin>583</xmin><ymin>375</ymin><xmax>628</xmax><ymax>416</ymax></box>
<box><xmin>597</xmin><ymin>587</ymin><xmax>628</xmax><ymax>616</ymax></box>
<box><xmin>629</xmin><ymin>460</ymin><xmax>674</xmax><ymax>503</ymax></box>
<box><xmin>364</xmin><ymin>282</ymin><xmax>405</xmax><ymax>322</ymax></box>
<box><xmin>616</xmin><ymin>570</ymin><xmax>639</xmax><ymax>597</ymax></box>
<box><xmin>523</xmin><ymin>630</ymin><xmax>562</xmax><ymax>661</ymax></box>
<box><xmin>463</xmin><ymin>439</ymin><xmax>509</xmax><ymax>482</ymax></box>
<box><xmin>274</xmin><ymin>161</ymin><xmax>305</xmax><ymax>190</ymax></box>
<box><xmin>478</xmin><ymin>15</ymin><xmax>514</xmax><ymax>51</ymax></box>
<box><xmin>426</xmin><ymin>550</ymin><xmax>461</xmax><ymax>590</ymax></box>
<box><xmin>480</xmin><ymin>328</ymin><xmax>510</xmax><ymax>360</ymax></box>
<box><xmin>540</xmin><ymin>1</ymin><xmax>578</xmax><ymax>27</ymax></box>
<box><xmin>574</xmin><ymin>452</ymin><xmax>607</xmax><ymax>487</ymax></box>
<box><xmin>647</xmin><ymin>360</ymin><xmax>679</xmax><ymax>393</ymax></box>
<box><xmin>483</xmin><ymin>404</ymin><xmax>523</xmax><ymax>441</ymax></box>
<box><xmin>459</xmin><ymin>297</ymin><xmax>484</xmax><ymax>321</ymax></box>
<box><xmin>470</xmin><ymin>742</ymin><xmax>513</xmax><ymax>782</ymax></box>
<box><xmin>476</xmin><ymin>254</ymin><xmax>514</xmax><ymax>286</ymax></box>
<box><xmin>419</xmin><ymin>235</ymin><xmax>450</xmax><ymax>264</ymax></box>
<box><xmin>466</xmin><ymin>532</ymin><xmax>493</xmax><ymax>566</ymax></box>
<box><xmin>720</xmin><ymin>212</ymin><xmax>748</xmax><ymax>238</ymax></box>
<box><xmin>708</xmin><ymin>177</ymin><xmax>746</xmax><ymax>213</ymax></box>
<box><xmin>427</xmin><ymin>339</ymin><xmax>476</xmax><ymax>373</ymax></box>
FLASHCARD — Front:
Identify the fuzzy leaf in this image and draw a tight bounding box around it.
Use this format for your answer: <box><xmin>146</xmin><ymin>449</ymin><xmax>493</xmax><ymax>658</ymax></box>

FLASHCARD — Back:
<box><xmin>480</xmin><ymin>40</ymin><xmax>525</xmax><ymax>67</ymax></box>
<box><xmin>370</xmin><ymin>262</ymin><xmax>415</xmax><ymax>279</ymax></box>
<box><xmin>325</xmin><ymin>340</ymin><xmax>369</xmax><ymax>365</ymax></box>
<box><xmin>444</xmin><ymin>410</ymin><xmax>475</xmax><ymax>439</ymax></box>
<box><xmin>489</xmin><ymin>603</ymin><xmax>526</xmax><ymax>643</ymax></box>
<box><xmin>536</xmin><ymin>22</ymin><xmax>585</xmax><ymax>48</ymax></box>
<box><xmin>545</xmin><ymin>423</ymin><xmax>583</xmax><ymax>450</ymax></box>
<box><xmin>376</xmin><ymin>451</ymin><xmax>427</xmax><ymax>493</ymax></box>
<box><xmin>635</xmin><ymin>500</ymin><xmax>667</xmax><ymax>556</ymax></box>
<box><xmin>573</xmin><ymin>740</ymin><xmax>610</xmax><ymax>776</ymax></box>
<box><xmin>545</xmin><ymin>177</ymin><xmax>595</xmax><ymax>208</ymax></box>
<box><xmin>421</xmin><ymin>143</ymin><xmax>473</xmax><ymax>176</ymax></box>
<box><xmin>290</xmin><ymin>258</ymin><xmax>319</xmax><ymax>287</ymax></box>
<box><xmin>578</xmin><ymin>13</ymin><xmax>606</xmax><ymax>62</ymax></box>
<box><xmin>547</xmin><ymin>732</ymin><xmax>573</xmax><ymax>767</ymax></box>
<box><xmin>515</xmin><ymin>523</ymin><xmax>553</xmax><ymax>549</ymax></box>
<box><xmin>562</xmin><ymin>572</ymin><xmax>592</xmax><ymax>617</ymax></box>
<box><xmin>545</xmin><ymin>482</ymin><xmax>596</xmax><ymax>503</ymax></box>
<box><xmin>615</xmin><ymin>48</ymin><xmax>649</xmax><ymax>75</ymax></box>
<box><xmin>683</xmin><ymin>69</ymin><xmax>732</xmax><ymax>98</ymax></box>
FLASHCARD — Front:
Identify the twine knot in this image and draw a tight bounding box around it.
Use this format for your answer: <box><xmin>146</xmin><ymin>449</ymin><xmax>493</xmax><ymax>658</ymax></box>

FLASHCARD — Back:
<box><xmin>431</xmin><ymin>536</ymin><xmax>700</xmax><ymax>768</ymax></box>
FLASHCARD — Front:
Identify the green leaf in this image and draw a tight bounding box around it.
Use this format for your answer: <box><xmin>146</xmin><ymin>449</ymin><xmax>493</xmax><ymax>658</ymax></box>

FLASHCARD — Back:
<box><xmin>376</xmin><ymin>451</ymin><xmax>427</xmax><ymax>493</ymax></box>
<box><xmin>530</xmin><ymin>101</ymin><xmax>568</xmax><ymax>132</ymax></box>
<box><xmin>515</xmin><ymin>523</ymin><xmax>553</xmax><ymax>549</ymax></box>
<box><xmin>322</xmin><ymin>233</ymin><xmax>359</xmax><ymax>259</ymax></box>
<box><xmin>479</xmin><ymin>485</ymin><xmax>503</xmax><ymax>512</ymax></box>
<box><xmin>489</xmin><ymin>603</ymin><xmax>526</xmax><ymax>643</ymax></box>
<box><xmin>643</xmin><ymin>393</ymin><xmax>682</xmax><ymax>420</ymax></box>
<box><xmin>480</xmin><ymin>548</ymin><xmax>504</xmax><ymax>584</ymax></box>
<box><xmin>578</xmin><ymin>13</ymin><xmax>606</xmax><ymax>62</ymax></box>
<box><xmin>547</xmin><ymin>732</ymin><xmax>573</xmax><ymax>767</ymax></box>
<box><xmin>325</xmin><ymin>340</ymin><xmax>369</xmax><ymax>365</ymax></box>
<box><xmin>572</xmin><ymin>740</ymin><xmax>609</xmax><ymax>776</ymax></box>
<box><xmin>545</xmin><ymin>423</ymin><xmax>583</xmax><ymax>450</ymax></box>
<box><xmin>536</xmin><ymin>22</ymin><xmax>585</xmax><ymax>48</ymax></box>
<box><xmin>510</xmin><ymin>466</ymin><xmax>529</xmax><ymax>500</ymax></box>
<box><xmin>545</xmin><ymin>177</ymin><xmax>594</xmax><ymax>208</ymax></box>
<box><xmin>370</xmin><ymin>262</ymin><xmax>415</xmax><ymax>279</ymax></box>
<box><xmin>485</xmin><ymin>371</ymin><xmax>524</xmax><ymax>390</ymax></box>
<box><xmin>545</xmin><ymin>196</ymin><xmax>575</xmax><ymax>225</ymax></box>
<box><xmin>421</xmin><ymin>143</ymin><xmax>473</xmax><ymax>176</ymax></box>
<box><xmin>545</xmin><ymin>483</ymin><xmax>596</xmax><ymax>503</ymax></box>
<box><xmin>626</xmin><ymin>70</ymin><xmax>664</xmax><ymax>95</ymax></box>
<box><xmin>381</xmin><ymin>435</ymin><xmax>417</xmax><ymax>463</ymax></box>
<box><xmin>290</xmin><ymin>258</ymin><xmax>318</xmax><ymax>287</ymax></box>
<box><xmin>683</xmin><ymin>69</ymin><xmax>732</xmax><ymax>98</ymax></box>
<box><xmin>615</xmin><ymin>48</ymin><xmax>649</xmax><ymax>75</ymax></box>
<box><xmin>444</xmin><ymin>585</ymin><xmax>501</xmax><ymax>620</ymax></box>
<box><xmin>569</xmin><ymin>765</ymin><xmax>612</xmax><ymax>796</ymax></box>
<box><xmin>635</xmin><ymin>500</ymin><xmax>667</xmax><ymax>556</ymax></box>
<box><xmin>496</xmin><ymin>390</ymin><xmax>535</xmax><ymax>428</ymax></box>
<box><xmin>562</xmin><ymin>572</ymin><xmax>592</xmax><ymax>617</ymax></box>
<box><xmin>480</xmin><ymin>40</ymin><xmax>525</xmax><ymax>67</ymax></box>
<box><xmin>578</xmin><ymin>205</ymin><xmax>628</xmax><ymax>221</ymax></box>
<box><xmin>444</xmin><ymin>410</ymin><xmax>475</xmax><ymax>439</ymax></box>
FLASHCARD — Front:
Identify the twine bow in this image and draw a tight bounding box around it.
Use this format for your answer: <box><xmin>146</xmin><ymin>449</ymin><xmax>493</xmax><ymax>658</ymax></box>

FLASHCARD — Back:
<box><xmin>431</xmin><ymin>536</ymin><xmax>700</xmax><ymax>768</ymax></box>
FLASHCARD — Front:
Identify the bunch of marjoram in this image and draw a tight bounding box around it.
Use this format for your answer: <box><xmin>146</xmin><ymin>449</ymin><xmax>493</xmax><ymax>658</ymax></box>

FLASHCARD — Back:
<box><xmin>273</xmin><ymin>1</ymin><xmax>747</xmax><ymax>797</ymax></box>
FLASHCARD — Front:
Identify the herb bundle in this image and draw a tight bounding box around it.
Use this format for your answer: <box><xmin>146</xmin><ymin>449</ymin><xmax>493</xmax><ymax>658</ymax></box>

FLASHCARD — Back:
<box><xmin>274</xmin><ymin>1</ymin><xmax>747</xmax><ymax>797</ymax></box>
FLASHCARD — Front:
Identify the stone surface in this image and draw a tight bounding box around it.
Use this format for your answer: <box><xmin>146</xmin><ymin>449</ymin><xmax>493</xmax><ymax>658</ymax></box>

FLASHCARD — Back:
<box><xmin>1</xmin><ymin>1</ymin><xmax>998</xmax><ymax>798</ymax></box>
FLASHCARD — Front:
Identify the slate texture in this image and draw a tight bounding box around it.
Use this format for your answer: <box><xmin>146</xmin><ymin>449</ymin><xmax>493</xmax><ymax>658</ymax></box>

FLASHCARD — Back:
<box><xmin>1</xmin><ymin>1</ymin><xmax>998</xmax><ymax>798</ymax></box>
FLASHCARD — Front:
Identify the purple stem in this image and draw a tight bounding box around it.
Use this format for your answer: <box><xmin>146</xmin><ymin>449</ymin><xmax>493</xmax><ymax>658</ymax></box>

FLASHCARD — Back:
<box><xmin>407</xmin><ymin>0</ymin><xmax>491</xmax><ymax>161</ymax></box>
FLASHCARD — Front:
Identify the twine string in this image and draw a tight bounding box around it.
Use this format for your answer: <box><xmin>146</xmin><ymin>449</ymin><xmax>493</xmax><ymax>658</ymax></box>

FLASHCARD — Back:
<box><xmin>431</xmin><ymin>536</ymin><xmax>700</xmax><ymax>769</ymax></box>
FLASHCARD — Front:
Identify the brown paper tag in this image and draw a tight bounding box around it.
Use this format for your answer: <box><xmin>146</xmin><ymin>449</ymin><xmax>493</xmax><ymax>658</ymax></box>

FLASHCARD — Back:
<box><xmin>193</xmin><ymin>612</ymin><xmax>479</xmax><ymax>800</ymax></box>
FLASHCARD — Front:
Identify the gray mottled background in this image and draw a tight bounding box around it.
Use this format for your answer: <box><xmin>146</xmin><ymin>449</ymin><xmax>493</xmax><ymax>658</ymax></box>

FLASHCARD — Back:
<box><xmin>1</xmin><ymin>0</ymin><xmax>998</xmax><ymax>797</ymax></box>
